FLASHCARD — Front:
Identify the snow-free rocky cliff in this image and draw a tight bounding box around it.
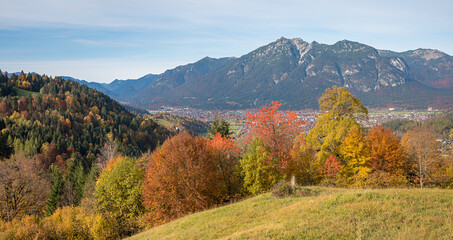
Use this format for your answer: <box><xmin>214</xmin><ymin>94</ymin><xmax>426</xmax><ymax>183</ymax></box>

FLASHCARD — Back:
<box><xmin>75</xmin><ymin>37</ymin><xmax>453</xmax><ymax>109</ymax></box>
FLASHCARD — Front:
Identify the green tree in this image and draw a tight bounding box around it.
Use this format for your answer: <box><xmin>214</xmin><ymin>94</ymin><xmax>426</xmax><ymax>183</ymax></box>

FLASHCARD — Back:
<box><xmin>95</xmin><ymin>156</ymin><xmax>144</xmax><ymax>237</ymax></box>
<box><xmin>0</xmin><ymin>132</ymin><xmax>12</xmax><ymax>160</ymax></box>
<box><xmin>208</xmin><ymin>116</ymin><xmax>231</xmax><ymax>138</ymax></box>
<box><xmin>62</xmin><ymin>154</ymin><xmax>86</xmax><ymax>206</ymax></box>
<box><xmin>241</xmin><ymin>138</ymin><xmax>281</xmax><ymax>195</ymax></box>
<box><xmin>46</xmin><ymin>165</ymin><xmax>64</xmax><ymax>215</ymax></box>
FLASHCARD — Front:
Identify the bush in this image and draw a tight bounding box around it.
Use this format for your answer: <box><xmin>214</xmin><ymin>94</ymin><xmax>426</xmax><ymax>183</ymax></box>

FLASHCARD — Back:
<box><xmin>271</xmin><ymin>181</ymin><xmax>295</xmax><ymax>198</ymax></box>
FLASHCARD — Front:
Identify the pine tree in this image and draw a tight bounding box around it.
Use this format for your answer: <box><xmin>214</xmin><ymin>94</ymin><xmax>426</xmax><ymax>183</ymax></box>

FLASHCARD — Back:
<box><xmin>46</xmin><ymin>165</ymin><xmax>64</xmax><ymax>215</ymax></box>
<box><xmin>208</xmin><ymin>116</ymin><xmax>231</xmax><ymax>138</ymax></box>
<box><xmin>64</xmin><ymin>154</ymin><xmax>86</xmax><ymax>205</ymax></box>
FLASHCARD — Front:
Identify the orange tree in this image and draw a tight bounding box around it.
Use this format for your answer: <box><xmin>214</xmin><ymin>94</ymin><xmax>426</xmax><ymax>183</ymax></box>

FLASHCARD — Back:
<box><xmin>246</xmin><ymin>101</ymin><xmax>304</xmax><ymax>176</ymax></box>
<box><xmin>207</xmin><ymin>133</ymin><xmax>242</xmax><ymax>198</ymax></box>
<box><xmin>142</xmin><ymin>132</ymin><xmax>226</xmax><ymax>225</ymax></box>
<box><xmin>365</xmin><ymin>125</ymin><xmax>409</xmax><ymax>187</ymax></box>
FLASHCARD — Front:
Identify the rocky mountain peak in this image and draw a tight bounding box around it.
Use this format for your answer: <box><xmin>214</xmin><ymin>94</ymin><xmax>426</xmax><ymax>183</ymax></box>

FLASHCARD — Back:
<box><xmin>410</xmin><ymin>49</ymin><xmax>446</xmax><ymax>61</ymax></box>
<box><xmin>76</xmin><ymin>37</ymin><xmax>453</xmax><ymax>110</ymax></box>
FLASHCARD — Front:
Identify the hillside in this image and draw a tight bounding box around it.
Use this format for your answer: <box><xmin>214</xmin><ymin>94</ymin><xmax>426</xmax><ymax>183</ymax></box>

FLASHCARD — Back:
<box><xmin>149</xmin><ymin>112</ymin><xmax>209</xmax><ymax>136</ymax></box>
<box><xmin>0</xmin><ymin>71</ymin><xmax>170</xmax><ymax>161</ymax></box>
<box><xmin>129</xmin><ymin>187</ymin><xmax>453</xmax><ymax>240</ymax></box>
<box><xmin>74</xmin><ymin>37</ymin><xmax>453</xmax><ymax>110</ymax></box>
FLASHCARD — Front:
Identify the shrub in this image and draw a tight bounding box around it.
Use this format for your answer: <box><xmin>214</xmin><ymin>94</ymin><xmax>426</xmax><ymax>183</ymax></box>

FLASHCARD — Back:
<box><xmin>271</xmin><ymin>181</ymin><xmax>295</xmax><ymax>198</ymax></box>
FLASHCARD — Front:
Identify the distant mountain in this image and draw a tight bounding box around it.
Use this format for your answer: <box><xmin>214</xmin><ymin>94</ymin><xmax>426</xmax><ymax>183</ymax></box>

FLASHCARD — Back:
<box><xmin>72</xmin><ymin>37</ymin><xmax>453</xmax><ymax>110</ymax></box>
<box><xmin>379</xmin><ymin>49</ymin><xmax>453</xmax><ymax>89</ymax></box>
<box><xmin>61</xmin><ymin>74</ymin><xmax>160</xmax><ymax>102</ymax></box>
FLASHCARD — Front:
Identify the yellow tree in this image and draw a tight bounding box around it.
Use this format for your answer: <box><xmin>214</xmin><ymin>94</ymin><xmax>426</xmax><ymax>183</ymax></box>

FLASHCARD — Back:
<box><xmin>340</xmin><ymin>127</ymin><xmax>371</xmax><ymax>184</ymax></box>
<box><xmin>289</xmin><ymin>133</ymin><xmax>319</xmax><ymax>185</ymax></box>
<box><xmin>307</xmin><ymin>86</ymin><xmax>368</xmax><ymax>174</ymax></box>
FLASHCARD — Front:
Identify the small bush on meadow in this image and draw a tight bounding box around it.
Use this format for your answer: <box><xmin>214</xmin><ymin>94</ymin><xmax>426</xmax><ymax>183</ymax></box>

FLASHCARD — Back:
<box><xmin>271</xmin><ymin>181</ymin><xmax>295</xmax><ymax>198</ymax></box>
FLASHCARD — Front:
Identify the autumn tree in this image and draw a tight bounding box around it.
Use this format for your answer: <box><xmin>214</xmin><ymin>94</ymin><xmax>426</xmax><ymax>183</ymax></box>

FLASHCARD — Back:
<box><xmin>324</xmin><ymin>155</ymin><xmax>341</xmax><ymax>179</ymax></box>
<box><xmin>0</xmin><ymin>153</ymin><xmax>50</xmax><ymax>221</ymax></box>
<box><xmin>142</xmin><ymin>132</ymin><xmax>226</xmax><ymax>225</ymax></box>
<box><xmin>307</xmin><ymin>86</ymin><xmax>368</xmax><ymax>178</ymax></box>
<box><xmin>241</xmin><ymin>137</ymin><xmax>281</xmax><ymax>195</ymax></box>
<box><xmin>289</xmin><ymin>133</ymin><xmax>319</xmax><ymax>185</ymax></box>
<box><xmin>246</xmin><ymin>101</ymin><xmax>303</xmax><ymax>176</ymax></box>
<box><xmin>402</xmin><ymin>128</ymin><xmax>440</xmax><ymax>188</ymax></box>
<box><xmin>207</xmin><ymin>132</ymin><xmax>242</xmax><ymax>197</ymax></box>
<box><xmin>95</xmin><ymin>156</ymin><xmax>144</xmax><ymax>237</ymax></box>
<box><xmin>339</xmin><ymin>127</ymin><xmax>371</xmax><ymax>184</ymax></box>
<box><xmin>364</xmin><ymin>125</ymin><xmax>408</xmax><ymax>186</ymax></box>
<box><xmin>96</xmin><ymin>135</ymin><xmax>118</xmax><ymax>172</ymax></box>
<box><xmin>366</xmin><ymin>125</ymin><xmax>407</xmax><ymax>173</ymax></box>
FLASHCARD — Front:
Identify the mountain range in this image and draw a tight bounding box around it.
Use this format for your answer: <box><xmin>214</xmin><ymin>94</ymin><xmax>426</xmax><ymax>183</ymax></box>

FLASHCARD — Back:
<box><xmin>68</xmin><ymin>37</ymin><xmax>453</xmax><ymax>110</ymax></box>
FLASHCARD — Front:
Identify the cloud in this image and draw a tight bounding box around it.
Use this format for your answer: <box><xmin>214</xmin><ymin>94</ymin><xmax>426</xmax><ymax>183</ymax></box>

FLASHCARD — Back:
<box><xmin>73</xmin><ymin>39</ymin><xmax>140</xmax><ymax>47</ymax></box>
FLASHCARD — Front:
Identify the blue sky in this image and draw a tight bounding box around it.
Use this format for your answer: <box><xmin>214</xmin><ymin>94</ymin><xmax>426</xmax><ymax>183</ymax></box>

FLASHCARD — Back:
<box><xmin>1</xmin><ymin>0</ymin><xmax>452</xmax><ymax>83</ymax></box>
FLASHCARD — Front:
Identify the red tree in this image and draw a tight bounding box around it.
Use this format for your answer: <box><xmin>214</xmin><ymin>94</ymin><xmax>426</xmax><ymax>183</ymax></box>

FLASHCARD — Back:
<box><xmin>207</xmin><ymin>133</ymin><xmax>241</xmax><ymax>197</ymax></box>
<box><xmin>324</xmin><ymin>155</ymin><xmax>341</xmax><ymax>178</ymax></box>
<box><xmin>246</xmin><ymin>101</ymin><xmax>304</xmax><ymax>165</ymax></box>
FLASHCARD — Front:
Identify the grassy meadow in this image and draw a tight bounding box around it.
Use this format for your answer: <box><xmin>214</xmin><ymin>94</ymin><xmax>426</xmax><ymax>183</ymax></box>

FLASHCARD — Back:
<box><xmin>14</xmin><ymin>87</ymin><xmax>40</xmax><ymax>97</ymax></box>
<box><xmin>129</xmin><ymin>187</ymin><xmax>453</xmax><ymax>240</ymax></box>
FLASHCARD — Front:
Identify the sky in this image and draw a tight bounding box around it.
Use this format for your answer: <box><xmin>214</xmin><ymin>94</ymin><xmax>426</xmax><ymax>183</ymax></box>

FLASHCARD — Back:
<box><xmin>0</xmin><ymin>0</ymin><xmax>452</xmax><ymax>83</ymax></box>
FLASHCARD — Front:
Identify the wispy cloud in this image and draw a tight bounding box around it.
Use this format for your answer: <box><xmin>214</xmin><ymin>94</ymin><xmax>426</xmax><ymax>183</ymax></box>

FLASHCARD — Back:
<box><xmin>73</xmin><ymin>39</ymin><xmax>140</xmax><ymax>47</ymax></box>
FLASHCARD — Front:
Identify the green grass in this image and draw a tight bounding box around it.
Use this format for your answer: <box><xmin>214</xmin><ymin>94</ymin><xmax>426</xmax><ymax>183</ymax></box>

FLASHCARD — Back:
<box><xmin>14</xmin><ymin>87</ymin><xmax>40</xmax><ymax>97</ymax></box>
<box><xmin>227</xmin><ymin>120</ymin><xmax>245</xmax><ymax>137</ymax></box>
<box><xmin>129</xmin><ymin>187</ymin><xmax>453</xmax><ymax>240</ymax></box>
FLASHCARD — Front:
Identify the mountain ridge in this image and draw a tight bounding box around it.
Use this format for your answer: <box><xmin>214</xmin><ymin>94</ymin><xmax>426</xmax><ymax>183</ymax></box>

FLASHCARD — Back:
<box><xmin>69</xmin><ymin>37</ymin><xmax>453</xmax><ymax>110</ymax></box>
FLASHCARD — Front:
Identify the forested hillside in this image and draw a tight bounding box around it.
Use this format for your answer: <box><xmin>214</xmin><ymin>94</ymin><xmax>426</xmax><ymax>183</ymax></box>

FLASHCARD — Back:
<box><xmin>0</xmin><ymin>71</ymin><xmax>169</xmax><ymax>161</ymax></box>
<box><xmin>0</xmin><ymin>71</ymin><xmax>169</xmax><ymax>227</ymax></box>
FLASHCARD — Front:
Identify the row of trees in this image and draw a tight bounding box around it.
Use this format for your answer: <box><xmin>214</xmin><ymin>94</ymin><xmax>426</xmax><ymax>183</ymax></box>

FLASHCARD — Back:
<box><xmin>1</xmin><ymin>85</ymin><xmax>452</xmax><ymax>239</ymax></box>
<box><xmin>139</xmin><ymin>86</ymin><xmax>452</xmax><ymax>229</ymax></box>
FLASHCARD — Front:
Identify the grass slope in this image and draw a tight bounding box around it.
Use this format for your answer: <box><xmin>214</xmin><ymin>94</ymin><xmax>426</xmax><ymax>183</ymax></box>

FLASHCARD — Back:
<box><xmin>14</xmin><ymin>87</ymin><xmax>40</xmax><ymax>97</ymax></box>
<box><xmin>129</xmin><ymin>187</ymin><xmax>453</xmax><ymax>240</ymax></box>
